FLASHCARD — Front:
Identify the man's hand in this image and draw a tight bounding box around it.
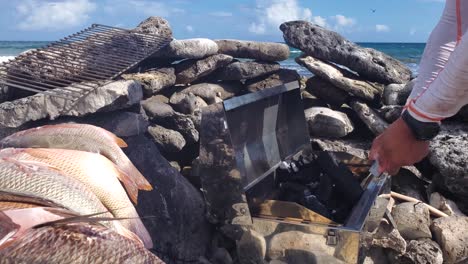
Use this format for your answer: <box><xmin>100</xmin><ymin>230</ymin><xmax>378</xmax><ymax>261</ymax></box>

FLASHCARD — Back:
<box><xmin>369</xmin><ymin>117</ymin><xmax>430</xmax><ymax>175</ymax></box>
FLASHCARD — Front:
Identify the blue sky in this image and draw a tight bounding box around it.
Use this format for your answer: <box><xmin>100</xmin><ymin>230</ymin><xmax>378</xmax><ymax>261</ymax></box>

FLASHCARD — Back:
<box><xmin>0</xmin><ymin>0</ymin><xmax>445</xmax><ymax>42</ymax></box>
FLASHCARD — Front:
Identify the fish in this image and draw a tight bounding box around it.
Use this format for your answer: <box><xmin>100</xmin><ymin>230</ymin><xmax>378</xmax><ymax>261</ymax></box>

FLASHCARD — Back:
<box><xmin>0</xmin><ymin>210</ymin><xmax>164</xmax><ymax>264</ymax></box>
<box><xmin>0</xmin><ymin>148</ymin><xmax>153</xmax><ymax>248</ymax></box>
<box><xmin>0</xmin><ymin>158</ymin><xmax>135</xmax><ymax>242</ymax></box>
<box><xmin>0</xmin><ymin>201</ymin><xmax>40</xmax><ymax>210</ymax></box>
<box><xmin>0</xmin><ymin>123</ymin><xmax>152</xmax><ymax>193</ymax></box>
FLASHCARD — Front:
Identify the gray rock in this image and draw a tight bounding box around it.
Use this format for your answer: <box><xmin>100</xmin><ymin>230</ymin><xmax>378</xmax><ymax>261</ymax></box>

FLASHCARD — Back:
<box><xmin>212</xmin><ymin>81</ymin><xmax>244</xmax><ymax>99</ymax></box>
<box><xmin>392</xmin><ymin>202</ymin><xmax>432</xmax><ymax>240</ymax></box>
<box><xmin>296</xmin><ymin>55</ymin><xmax>383</xmax><ymax>101</ymax></box>
<box><xmin>245</xmin><ymin>69</ymin><xmax>300</xmax><ymax>93</ymax></box>
<box><xmin>123</xmin><ymin>135</ymin><xmax>211</xmax><ymax>262</ymax></box>
<box><xmin>304</xmin><ymin>107</ymin><xmax>354</xmax><ymax>138</ymax></box>
<box><xmin>175</xmin><ymin>54</ymin><xmax>233</xmax><ymax>84</ymax></box>
<box><xmin>305</xmin><ymin>76</ymin><xmax>349</xmax><ymax>108</ymax></box>
<box><xmin>162</xmin><ymin>112</ymin><xmax>199</xmax><ymax>144</ymax></box>
<box><xmin>141</xmin><ymin>96</ymin><xmax>175</xmax><ymax>121</ymax></box>
<box><xmin>363</xmin><ymin>220</ymin><xmax>407</xmax><ymax>254</ymax></box>
<box><xmin>169</xmin><ymin>161</ymin><xmax>181</xmax><ymax>172</ymax></box>
<box><xmin>85</xmin><ymin>111</ymin><xmax>148</xmax><ymax>137</ymax></box>
<box><xmin>431</xmin><ymin>216</ymin><xmax>468</xmax><ymax>263</ymax></box>
<box><xmin>378</xmin><ymin>105</ymin><xmax>403</xmax><ymax>123</ymax></box>
<box><xmin>400</xmin><ymin>239</ymin><xmax>443</xmax><ymax>264</ymax></box>
<box><xmin>0</xmin><ymin>80</ymin><xmax>143</xmax><ymax>128</ymax></box>
<box><xmin>430</xmin><ymin>124</ymin><xmax>468</xmax><ymax>203</ymax></box>
<box><xmin>211</xmin><ymin>247</ymin><xmax>233</xmax><ymax>264</ymax></box>
<box><xmin>430</xmin><ymin>192</ymin><xmax>466</xmax><ymax>217</ymax></box>
<box><xmin>148</xmin><ymin>125</ymin><xmax>186</xmax><ymax>153</ymax></box>
<box><xmin>350</xmin><ymin>101</ymin><xmax>389</xmax><ymax>135</ymax></box>
<box><xmin>215</xmin><ymin>39</ymin><xmax>289</xmax><ymax>61</ymax></box>
<box><xmin>180</xmin><ymin>83</ymin><xmax>218</xmax><ymax>104</ymax></box>
<box><xmin>301</xmin><ymin>90</ymin><xmax>328</xmax><ymax>109</ymax></box>
<box><xmin>158</xmin><ymin>38</ymin><xmax>218</xmax><ymax>59</ymax></box>
<box><xmin>383</xmin><ymin>79</ymin><xmax>414</xmax><ymax>105</ymax></box>
<box><xmin>280</xmin><ymin>21</ymin><xmax>411</xmax><ymax>84</ymax></box>
<box><xmin>237</xmin><ymin>229</ymin><xmax>267</xmax><ymax>264</ymax></box>
<box><xmin>311</xmin><ymin>138</ymin><xmax>370</xmax><ymax>160</ymax></box>
<box><xmin>362</xmin><ymin>247</ymin><xmax>390</xmax><ymax>264</ymax></box>
<box><xmin>169</xmin><ymin>92</ymin><xmax>208</xmax><ymax>114</ymax></box>
<box><xmin>121</xmin><ymin>68</ymin><xmax>175</xmax><ymax>97</ymax></box>
<box><xmin>133</xmin><ymin>16</ymin><xmax>172</xmax><ymax>38</ymax></box>
<box><xmin>214</xmin><ymin>61</ymin><xmax>280</xmax><ymax>81</ymax></box>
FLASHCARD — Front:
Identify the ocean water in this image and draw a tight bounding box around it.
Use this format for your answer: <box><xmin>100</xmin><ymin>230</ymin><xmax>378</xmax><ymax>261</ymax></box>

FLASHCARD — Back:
<box><xmin>0</xmin><ymin>41</ymin><xmax>425</xmax><ymax>77</ymax></box>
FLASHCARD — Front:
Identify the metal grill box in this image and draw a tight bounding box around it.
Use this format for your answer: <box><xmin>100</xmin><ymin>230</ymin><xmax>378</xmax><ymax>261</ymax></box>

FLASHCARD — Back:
<box><xmin>198</xmin><ymin>82</ymin><xmax>390</xmax><ymax>263</ymax></box>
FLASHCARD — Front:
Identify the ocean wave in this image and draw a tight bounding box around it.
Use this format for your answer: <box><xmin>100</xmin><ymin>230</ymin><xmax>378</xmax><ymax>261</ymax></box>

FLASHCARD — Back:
<box><xmin>0</xmin><ymin>56</ymin><xmax>15</xmax><ymax>64</ymax></box>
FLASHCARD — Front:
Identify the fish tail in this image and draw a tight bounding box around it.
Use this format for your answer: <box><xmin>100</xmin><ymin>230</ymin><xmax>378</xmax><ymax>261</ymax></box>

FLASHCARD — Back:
<box><xmin>119</xmin><ymin>157</ymin><xmax>153</xmax><ymax>192</ymax></box>
<box><xmin>114</xmin><ymin>168</ymin><xmax>140</xmax><ymax>204</ymax></box>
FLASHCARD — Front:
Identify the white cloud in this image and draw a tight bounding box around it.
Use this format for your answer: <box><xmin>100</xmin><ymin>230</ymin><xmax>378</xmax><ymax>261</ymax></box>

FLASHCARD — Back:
<box><xmin>409</xmin><ymin>27</ymin><xmax>417</xmax><ymax>36</ymax></box>
<box><xmin>186</xmin><ymin>25</ymin><xmax>194</xmax><ymax>32</ymax></box>
<box><xmin>16</xmin><ymin>0</ymin><xmax>96</xmax><ymax>31</ymax></box>
<box><xmin>249</xmin><ymin>22</ymin><xmax>266</xmax><ymax>34</ymax></box>
<box><xmin>104</xmin><ymin>1</ymin><xmax>184</xmax><ymax>17</ymax></box>
<box><xmin>375</xmin><ymin>24</ymin><xmax>390</xmax><ymax>32</ymax></box>
<box><xmin>248</xmin><ymin>0</ymin><xmax>318</xmax><ymax>35</ymax></box>
<box><xmin>210</xmin><ymin>11</ymin><xmax>233</xmax><ymax>17</ymax></box>
<box><xmin>312</xmin><ymin>16</ymin><xmax>327</xmax><ymax>27</ymax></box>
<box><xmin>331</xmin><ymin>15</ymin><xmax>356</xmax><ymax>27</ymax></box>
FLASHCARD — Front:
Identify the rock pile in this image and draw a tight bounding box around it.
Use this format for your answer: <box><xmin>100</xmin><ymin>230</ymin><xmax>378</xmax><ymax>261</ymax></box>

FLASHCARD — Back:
<box><xmin>0</xmin><ymin>17</ymin><xmax>467</xmax><ymax>264</ymax></box>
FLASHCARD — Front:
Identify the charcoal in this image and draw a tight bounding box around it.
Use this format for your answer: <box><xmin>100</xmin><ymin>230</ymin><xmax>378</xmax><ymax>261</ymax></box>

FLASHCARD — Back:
<box><xmin>316</xmin><ymin>152</ymin><xmax>363</xmax><ymax>205</ymax></box>
<box><xmin>301</xmin><ymin>193</ymin><xmax>331</xmax><ymax>218</ymax></box>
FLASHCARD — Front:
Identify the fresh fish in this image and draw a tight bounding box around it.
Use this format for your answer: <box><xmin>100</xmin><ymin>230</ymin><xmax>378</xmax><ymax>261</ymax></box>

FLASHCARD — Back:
<box><xmin>0</xmin><ymin>159</ymin><xmax>134</xmax><ymax>241</ymax></box>
<box><xmin>0</xmin><ymin>123</ymin><xmax>152</xmax><ymax>193</ymax></box>
<box><xmin>0</xmin><ymin>148</ymin><xmax>153</xmax><ymax>248</ymax></box>
<box><xmin>0</xmin><ymin>211</ymin><xmax>164</xmax><ymax>264</ymax></box>
<box><xmin>0</xmin><ymin>201</ymin><xmax>40</xmax><ymax>210</ymax></box>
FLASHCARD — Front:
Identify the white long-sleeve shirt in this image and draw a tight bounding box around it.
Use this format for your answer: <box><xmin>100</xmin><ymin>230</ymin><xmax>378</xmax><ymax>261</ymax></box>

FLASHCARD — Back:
<box><xmin>406</xmin><ymin>0</ymin><xmax>468</xmax><ymax>122</ymax></box>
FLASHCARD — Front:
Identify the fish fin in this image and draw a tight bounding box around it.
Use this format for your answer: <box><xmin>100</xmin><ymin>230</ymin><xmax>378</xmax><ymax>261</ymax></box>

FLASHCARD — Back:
<box><xmin>114</xmin><ymin>167</ymin><xmax>140</xmax><ymax>204</ymax></box>
<box><xmin>0</xmin><ymin>212</ymin><xmax>20</xmax><ymax>248</ymax></box>
<box><xmin>119</xmin><ymin>157</ymin><xmax>153</xmax><ymax>191</ymax></box>
<box><xmin>113</xmin><ymin>137</ymin><xmax>128</xmax><ymax>148</ymax></box>
<box><xmin>127</xmin><ymin>216</ymin><xmax>153</xmax><ymax>249</ymax></box>
<box><xmin>113</xmin><ymin>223</ymin><xmax>144</xmax><ymax>246</ymax></box>
<box><xmin>1</xmin><ymin>157</ymin><xmax>63</xmax><ymax>174</ymax></box>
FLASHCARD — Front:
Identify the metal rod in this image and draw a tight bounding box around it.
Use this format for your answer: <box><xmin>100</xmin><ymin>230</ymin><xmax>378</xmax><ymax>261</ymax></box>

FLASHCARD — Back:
<box><xmin>0</xmin><ymin>72</ymin><xmax>83</xmax><ymax>95</ymax></box>
<box><xmin>0</xmin><ymin>80</ymin><xmax>76</xmax><ymax>100</ymax></box>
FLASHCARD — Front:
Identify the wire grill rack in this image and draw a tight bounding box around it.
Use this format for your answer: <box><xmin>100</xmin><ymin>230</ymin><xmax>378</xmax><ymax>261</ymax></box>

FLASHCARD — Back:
<box><xmin>0</xmin><ymin>24</ymin><xmax>171</xmax><ymax>101</ymax></box>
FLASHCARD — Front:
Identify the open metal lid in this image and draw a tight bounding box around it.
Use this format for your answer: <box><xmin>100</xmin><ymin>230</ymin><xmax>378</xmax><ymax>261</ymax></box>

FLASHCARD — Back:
<box><xmin>223</xmin><ymin>81</ymin><xmax>311</xmax><ymax>190</ymax></box>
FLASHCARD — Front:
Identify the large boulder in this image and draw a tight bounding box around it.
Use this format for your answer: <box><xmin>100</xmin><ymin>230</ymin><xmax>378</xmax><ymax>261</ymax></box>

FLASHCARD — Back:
<box><xmin>158</xmin><ymin>38</ymin><xmax>219</xmax><ymax>59</ymax></box>
<box><xmin>123</xmin><ymin>135</ymin><xmax>211</xmax><ymax>262</ymax></box>
<box><xmin>305</xmin><ymin>76</ymin><xmax>349</xmax><ymax>108</ymax></box>
<box><xmin>296</xmin><ymin>55</ymin><xmax>383</xmax><ymax>102</ymax></box>
<box><xmin>430</xmin><ymin>123</ymin><xmax>468</xmax><ymax>203</ymax></box>
<box><xmin>431</xmin><ymin>216</ymin><xmax>468</xmax><ymax>263</ymax></box>
<box><xmin>175</xmin><ymin>54</ymin><xmax>233</xmax><ymax>84</ymax></box>
<box><xmin>0</xmin><ymin>80</ymin><xmax>143</xmax><ymax>128</ymax></box>
<box><xmin>133</xmin><ymin>16</ymin><xmax>173</xmax><ymax>38</ymax></box>
<box><xmin>121</xmin><ymin>68</ymin><xmax>175</xmax><ymax>97</ymax></box>
<box><xmin>148</xmin><ymin>125</ymin><xmax>186</xmax><ymax>152</ymax></box>
<box><xmin>304</xmin><ymin>107</ymin><xmax>354</xmax><ymax>138</ymax></box>
<box><xmin>214</xmin><ymin>61</ymin><xmax>280</xmax><ymax>81</ymax></box>
<box><xmin>280</xmin><ymin>21</ymin><xmax>411</xmax><ymax>84</ymax></box>
<box><xmin>392</xmin><ymin>202</ymin><xmax>432</xmax><ymax>240</ymax></box>
<box><xmin>245</xmin><ymin>69</ymin><xmax>300</xmax><ymax>93</ymax></box>
<box><xmin>161</xmin><ymin>112</ymin><xmax>199</xmax><ymax>144</ymax></box>
<box><xmin>215</xmin><ymin>39</ymin><xmax>289</xmax><ymax>61</ymax></box>
<box><xmin>180</xmin><ymin>84</ymin><xmax>218</xmax><ymax>104</ymax></box>
<box><xmin>390</xmin><ymin>239</ymin><xmax>443</xmax><ymax>264</ymax></box>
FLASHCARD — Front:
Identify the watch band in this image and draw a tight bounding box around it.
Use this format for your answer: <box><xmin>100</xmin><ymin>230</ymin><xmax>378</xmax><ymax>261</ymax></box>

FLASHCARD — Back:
<box><xmin>401</xmin><ymin>110</ymin><xmax>440</xmax><ymax>141</ymax></box>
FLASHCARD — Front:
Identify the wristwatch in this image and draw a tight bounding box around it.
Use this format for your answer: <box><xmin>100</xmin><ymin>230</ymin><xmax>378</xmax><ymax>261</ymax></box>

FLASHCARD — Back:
<box><xmin>401</xmin><ymin>110</ymin><xmax>441</xmax><ymax>141</ymax></box>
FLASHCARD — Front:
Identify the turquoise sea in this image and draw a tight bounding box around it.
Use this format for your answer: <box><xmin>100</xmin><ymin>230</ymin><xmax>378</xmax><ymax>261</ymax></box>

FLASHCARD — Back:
<box><xmin>0</xmin><ymin>41</ymin><xmax>425</xmax><ymax>77</ymax></box>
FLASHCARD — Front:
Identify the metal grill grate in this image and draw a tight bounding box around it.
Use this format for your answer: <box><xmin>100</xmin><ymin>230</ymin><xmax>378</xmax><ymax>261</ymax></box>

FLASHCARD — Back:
<box><xmin>0</xmin><ymin>24</ymin><xmax>172</xmax><ymax>101</ymax></box>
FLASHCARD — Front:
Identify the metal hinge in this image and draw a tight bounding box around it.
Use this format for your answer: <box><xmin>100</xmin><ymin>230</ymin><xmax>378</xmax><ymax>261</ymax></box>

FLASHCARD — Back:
<box><xmin>326</xmin><ymin>230</ymin><xmax>338</xmax><ymax>245</ymax></box>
